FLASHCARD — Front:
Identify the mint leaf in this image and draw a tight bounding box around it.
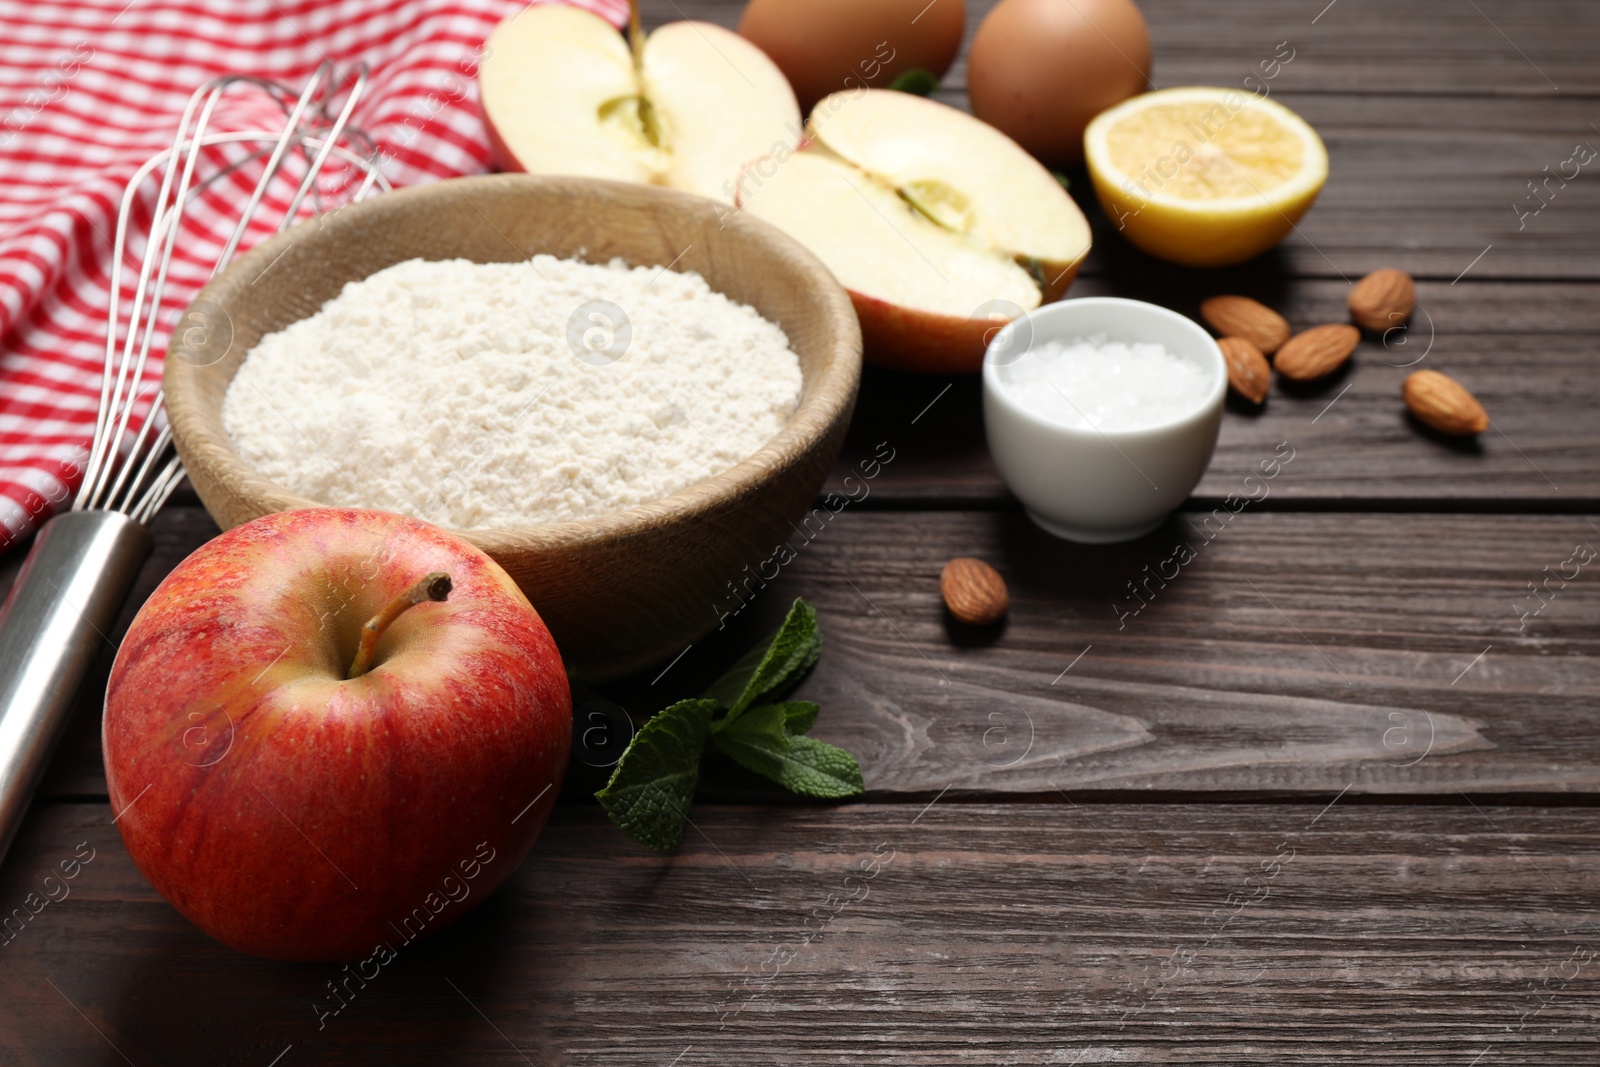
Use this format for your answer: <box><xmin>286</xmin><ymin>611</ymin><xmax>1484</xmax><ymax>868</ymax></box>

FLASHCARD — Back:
<box><xmin>775</xmin><ymin>701</ymin><xmax>819</xmax><ymax>736</ymax></box>
<box><xmin>707</xmin><ymin>701</ymin><xmax>819</xmax><ymax>737</ymax></box>
<box><xmin>700</xmin><ymin>639</ymin><xmax>767</xmax><ymax>709</ymax></box>
<box><xmin>713</xmin><ymin>702</ymin><xmax>788</xmax><ymax>742</ymax></box>
<box><xmin>888</xmin><ymin>67</ymin><xmax>938</xmax><ymax>96</ymax></box>
<box><xmin>712</xmin><ymin>707</ymin><xmax>864</xmax><ymax>799</ymax></box>
<box><xmin>704</xmin><ymin>599</ymin><xmax>820</xmax><ymax>719</ymax></box>
<box><xmin>778</xmin><ymin>737</ymin><xmax>864</xmax><ymax>798</ymax></box>
<box><xmin>595</xmin><ymin>698</ymin><xmax>716</xmax><ymax>851</ymax></box>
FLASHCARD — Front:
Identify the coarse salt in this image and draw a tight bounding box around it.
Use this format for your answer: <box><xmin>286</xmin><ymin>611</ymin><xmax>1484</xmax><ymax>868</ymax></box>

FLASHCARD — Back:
<box><xmin>221</xmin><ymin>255</ymin><xmax>803</xmax><ymax>528</ymax></box>
<box><xmin>993</xmin><ymin>333</ymin><xmax>1212</xmax><ymax>431</ymax></box>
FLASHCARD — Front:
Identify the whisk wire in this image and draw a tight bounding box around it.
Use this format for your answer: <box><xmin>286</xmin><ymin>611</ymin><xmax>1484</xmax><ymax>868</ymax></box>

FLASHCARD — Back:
<box><xmin>74</xmin><ymin>65</ymin><xmax>386</xmax><ymax>520</ymax></box>
<box><xmin>274</xmin><ymin>65</ymin><xmax>371</xmax><ymax>237</ymax></box>
<box><xmin>131</xmin><ymin>455</ymin><xmax>186</xmax><ymax>525</ymax></box>
<box><xmin>215</xmin><ymin>64</ymin><xmax>335</xmax><ymax>266</ymax></box>
<box><xmin>79</xmin><ymin>72</ymin><xmax>217</xmax><ymax>513</ymax></box>
<box><xmin>97</xmin><ymin>78</ymin><xmax>268</xmax><ymax>509</ymax></box>
<box><xmin>96</xmin><ymin>70</ymin><xmax>316</xmax><ymax>514</ymax></box>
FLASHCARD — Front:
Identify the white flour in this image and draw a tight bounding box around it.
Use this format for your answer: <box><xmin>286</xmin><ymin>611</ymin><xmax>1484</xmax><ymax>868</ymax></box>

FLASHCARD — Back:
<box><xmin>222</xmin><ymin>256</ymin><xmax>803</xmax><ymax>528</ymax></box>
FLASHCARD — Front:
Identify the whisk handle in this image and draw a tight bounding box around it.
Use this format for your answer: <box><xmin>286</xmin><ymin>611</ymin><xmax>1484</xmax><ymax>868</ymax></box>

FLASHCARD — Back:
<box><xmin>0</xmin><ymin>511</ymin><xmax>151</xmax><ymax>868</ymax></box>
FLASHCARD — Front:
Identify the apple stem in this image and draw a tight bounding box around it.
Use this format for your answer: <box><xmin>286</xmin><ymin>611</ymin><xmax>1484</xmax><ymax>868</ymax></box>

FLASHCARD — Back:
<box><xmin>627</xmin><ymin>0</ymin><xmax>644</xmax><ymax>70</ymax></box>
<box><xmin>346</xmin><ymin>572</ymin><xmax>452</xmax><ymax>680</ymax></box>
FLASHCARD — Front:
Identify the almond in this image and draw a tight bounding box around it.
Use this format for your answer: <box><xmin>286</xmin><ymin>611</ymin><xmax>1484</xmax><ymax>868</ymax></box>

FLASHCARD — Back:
<box><xmin>1348</xmin><ymin>268</ymin><xmax>1416</xmax><ymax>332</ymax></box>
<box><xmin>1403</xmin><ymin>369</ymin><xmax>1489</xmax><ymax>436</ymax></box>
<box><xmin>1200</xmin><ymin>295</ymin><xmax>1291</xmax><ymax>355</ymax></box>
<box><xmin>941</xmin><ymin>557</ymin><xmax>1008</xmax><ymax>626</ymax></box>
<box><xmin>1274</xmin><ymin>323</ymin><xmax>1360</xmax><ymax>381</ymax></box>
<box><xmin>1217</xmin><ymin>337</ymin><xmax>1271</xmax><ymax>405</ymax></box>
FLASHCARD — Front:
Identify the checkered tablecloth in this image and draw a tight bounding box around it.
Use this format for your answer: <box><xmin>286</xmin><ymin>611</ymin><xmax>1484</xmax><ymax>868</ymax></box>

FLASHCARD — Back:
<box><xmin>0</xmin><ymin>0</ymin><xmax>626</xmax><ymax>551</ymax></box>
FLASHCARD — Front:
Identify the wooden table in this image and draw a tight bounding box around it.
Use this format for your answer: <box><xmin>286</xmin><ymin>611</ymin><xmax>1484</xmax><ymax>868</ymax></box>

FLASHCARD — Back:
<box><xmin>4</xmin><ymin>0</ymin><xmax>1598</xmax><ymax>1062</ymax></box>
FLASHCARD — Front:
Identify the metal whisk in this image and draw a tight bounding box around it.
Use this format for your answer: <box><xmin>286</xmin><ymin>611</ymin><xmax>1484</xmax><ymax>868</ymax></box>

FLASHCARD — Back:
<box><xmin>0</xmin><ymin>65</ymin><xmax>391</xmax><ymax>867</ymax></box>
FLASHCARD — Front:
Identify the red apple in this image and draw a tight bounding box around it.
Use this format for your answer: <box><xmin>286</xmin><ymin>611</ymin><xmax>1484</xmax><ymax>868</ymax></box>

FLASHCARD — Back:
<box><xmin>103</xmin><ymin>508</ymin><xmax>571</xmax><ymax>961</ymax></box>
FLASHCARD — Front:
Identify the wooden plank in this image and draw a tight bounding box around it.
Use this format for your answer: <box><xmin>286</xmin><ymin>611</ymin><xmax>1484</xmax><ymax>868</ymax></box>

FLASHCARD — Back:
<box><xmin>995</xmin><ymin>0</ymin><xmax>1600</xmax><ymax>99</ymax></box>
<box><xmin>826</xmin><ymin>278</ymin><xmax>1600</xmax><ymax>506</ymax></box>
<box><xmin>3</xmin><ymin>800</ymin><xmax>1599</xmax><ymax>1064</ymax></box>
<box><xmin>648</xmin><ymin>0</ymin><xmax>1600</xmax><ymax>279</ymax></box>
<box><xmin>19</xmin><ymin>506</ymin><xmax>1599</xmax><ymax>800</ymax></box>
<box><xmin>659</xmin><ymin>508</ymin><xmax>1600</xmax><ymax>797</ymax></box>
<box><xmin>652</xmin><ymin>0</ymin><xmax>1600</xmax><ymax>98</ymax></box>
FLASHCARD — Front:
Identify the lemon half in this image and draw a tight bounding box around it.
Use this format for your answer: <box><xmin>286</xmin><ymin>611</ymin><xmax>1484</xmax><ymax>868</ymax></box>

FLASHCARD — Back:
<box><xmin>1084</xmin><ymin>87</ymin><xmax>1328</xmax><ymax>268</ymax></box>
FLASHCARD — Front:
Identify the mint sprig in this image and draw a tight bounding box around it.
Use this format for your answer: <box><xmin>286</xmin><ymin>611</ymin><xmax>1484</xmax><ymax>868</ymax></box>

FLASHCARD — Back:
<box><xmin>701</xmin><ymin>598</ymin><xmax>821</xmax><ymax>718</ymax></box>
<box><xmin>596</xmin><ymin>599</ymin><xmax>863</xmax><ymax>851</ymax></box>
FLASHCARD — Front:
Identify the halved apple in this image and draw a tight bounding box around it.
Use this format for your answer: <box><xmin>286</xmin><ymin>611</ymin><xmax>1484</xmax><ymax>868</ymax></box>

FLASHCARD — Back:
<box><xmin>737</xmin><ymin>90</ymin><xmax>1092</xmax><ymax>373</ymax></box>
<box><xmin>479</xmin><ymin>3</ymin><xmax>800</xmax><ymax>204</ymax></box>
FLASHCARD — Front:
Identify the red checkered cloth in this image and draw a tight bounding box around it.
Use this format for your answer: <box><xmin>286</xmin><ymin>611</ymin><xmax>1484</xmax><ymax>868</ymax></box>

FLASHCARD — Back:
<box><xmin>0</xmin><ymin>0</ymin><xmax>626</xmax><ymax>551</ymax></box>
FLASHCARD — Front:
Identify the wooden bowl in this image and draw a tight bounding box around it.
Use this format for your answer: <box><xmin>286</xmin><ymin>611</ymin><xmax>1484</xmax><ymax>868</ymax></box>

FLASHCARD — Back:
<box><xmin>165</xmin><ymin>174</ymin><xmax>861</xmax><ymax>681</ymax></box>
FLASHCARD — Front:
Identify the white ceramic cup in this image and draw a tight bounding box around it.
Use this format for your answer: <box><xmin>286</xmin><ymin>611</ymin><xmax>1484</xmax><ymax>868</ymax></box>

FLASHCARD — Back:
<box><xmin>982</xmin><ymin>297</ymin><xmax>1226</xmax><ymax>543</ymax></box>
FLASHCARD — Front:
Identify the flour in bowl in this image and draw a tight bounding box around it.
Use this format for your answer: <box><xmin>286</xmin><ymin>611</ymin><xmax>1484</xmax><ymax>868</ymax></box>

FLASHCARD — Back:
<box><xmin>221</xmin><ymin>255</ymin><xmax>804</xmax><ymax>527</ymax></box>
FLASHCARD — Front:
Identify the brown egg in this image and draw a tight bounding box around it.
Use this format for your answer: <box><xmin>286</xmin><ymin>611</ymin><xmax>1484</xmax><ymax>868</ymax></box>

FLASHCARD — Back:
<box><xmin>967</xmin><ymin>0</ymin><xmax>1151</xmax><ymax>167</ymax></box>
<box><xmin>738</xmin><ymin>0</ymin><xmax>967</xmax><ymax>113</ymax></box>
